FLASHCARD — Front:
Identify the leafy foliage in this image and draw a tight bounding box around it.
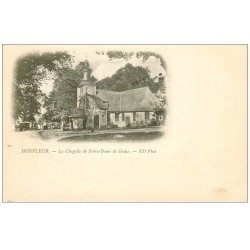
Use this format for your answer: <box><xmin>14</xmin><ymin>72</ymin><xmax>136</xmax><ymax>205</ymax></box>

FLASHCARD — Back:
<box><xmin>96</xmin><ymin>63</ymin><xmax>165</xmax><ymax>94</ymax></box>
<box><xmin>42</xmin><ymin>62</ymin><xmax>92</xmax><ymax>122</ymax></box>
<box><xmin>96</xmin><ymin>63</ymin><xmax>150</xmax><ymax>91</ymax></box>
<box><xmin>96</xmin><ymin>50</ymin><xmax>167</xmax><ymax>69</ymax></box>
<box><xmin>13</xmin><ymin>52</ymin><xmax>72</xmax><ymax>122</ymax></box>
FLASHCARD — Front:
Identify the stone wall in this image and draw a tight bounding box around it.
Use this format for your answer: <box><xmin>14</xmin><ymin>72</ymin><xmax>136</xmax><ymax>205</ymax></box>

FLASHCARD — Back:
<box><xmin>109</xmin><ymin>111</ymin><xmax>155</xmax><ymax>127</ymax></box>
<box><xmin>86</xmin><ymin>109</ymin><xmax>107</xmax><ymax>129</ymax></box>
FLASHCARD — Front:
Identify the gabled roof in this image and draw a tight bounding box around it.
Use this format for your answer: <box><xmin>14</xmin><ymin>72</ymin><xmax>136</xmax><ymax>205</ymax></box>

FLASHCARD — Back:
<box><xmin>97</xmin><ymin>87</ymin><xmax>161</xmax><ymax>112</ymax></box>
<box><xmin>90</xmin><ymin>95</ymin><xmax>109</xmax><ymax>110</ymax></box>
<box><xmin>79</xmin><ymin>94</ymin><xmax>109</xmax><ymax>110</ymax></box>
<box><xmin>96</xmin><ymin>90</ymin><xmax>120</xmax><ymax>111</ymax></box>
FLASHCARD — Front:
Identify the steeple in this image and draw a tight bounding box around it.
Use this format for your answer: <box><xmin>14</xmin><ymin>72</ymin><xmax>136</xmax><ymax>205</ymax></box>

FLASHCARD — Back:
<box><xmin>77</xmin><ymin>59</ymin><xmax>96</xmax><ymax>107</ymax></box>
<box><xmin>82</xmin><ymin>59</ymin><xmax>92</xmax><ymax>81</ymax></box>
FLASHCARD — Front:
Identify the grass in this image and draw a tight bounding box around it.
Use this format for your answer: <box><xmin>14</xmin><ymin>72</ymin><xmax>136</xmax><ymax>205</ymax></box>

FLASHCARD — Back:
<box><xmin>59</xmin><ymin>131</ymin><xmax>164</xmax><ymax>142</ymax></box>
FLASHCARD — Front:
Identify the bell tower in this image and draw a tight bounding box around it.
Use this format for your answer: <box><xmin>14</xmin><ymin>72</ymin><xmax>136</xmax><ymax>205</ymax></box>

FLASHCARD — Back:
<box><xmin>77</xmin><ymin>59</ymin><xmax>96</xmax><ymax>108</ymax></box>
<box><xmin>82</xmin><ymin>60</ymin><xmax>91</xmax><ymax>81</ymax></box>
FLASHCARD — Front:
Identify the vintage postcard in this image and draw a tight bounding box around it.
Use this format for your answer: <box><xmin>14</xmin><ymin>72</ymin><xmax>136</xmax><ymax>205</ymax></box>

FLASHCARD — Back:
<box><xmin>2</xmin><ymin>45</ymin><xmax>247</xmax><ymax>202</ymax></box>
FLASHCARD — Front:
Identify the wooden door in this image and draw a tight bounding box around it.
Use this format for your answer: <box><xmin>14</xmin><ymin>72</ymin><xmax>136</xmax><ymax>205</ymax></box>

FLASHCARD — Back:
<box><xmin>94</xmin><ymin>115</ymin><xmax>99</xmax><ymax>128</ymax></box>
<box><xmin>83</xmin><ymin>118</ymin><xmax>87</xmax><ymax>129</ymax></box>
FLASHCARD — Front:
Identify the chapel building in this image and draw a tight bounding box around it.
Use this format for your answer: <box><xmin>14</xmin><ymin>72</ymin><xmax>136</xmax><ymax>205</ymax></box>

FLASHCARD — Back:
<box><xmin>70</xmin><ymin>60</ymin><xmax>162</xmax><ymax>130</ymax></box>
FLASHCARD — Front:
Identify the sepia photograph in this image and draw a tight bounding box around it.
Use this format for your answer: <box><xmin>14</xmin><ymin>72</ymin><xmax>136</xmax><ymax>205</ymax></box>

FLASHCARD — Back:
<box><xmin>13</xmin><ymin>49</ymin><xmax>166</xmax><ymax>142</ymax></box>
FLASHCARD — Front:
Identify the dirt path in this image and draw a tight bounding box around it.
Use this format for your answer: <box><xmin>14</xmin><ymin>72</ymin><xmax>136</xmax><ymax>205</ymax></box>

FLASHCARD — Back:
<box><xmin>37</xmin><ymin>127</ymin><xmax>164</xmax><ymax>141</ymax></box>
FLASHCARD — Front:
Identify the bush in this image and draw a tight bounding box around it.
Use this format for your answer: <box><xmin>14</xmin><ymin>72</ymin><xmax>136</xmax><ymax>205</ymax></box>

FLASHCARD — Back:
<box><xmin>99</xmin><ymin>125</ymin><xmax>108</xmax><ymax>130</ymax></box>
<box><xmin>148</xmin><ymin>118</ymin><xmax>157</xmax><ymax>126</ymax></box>
<box><xmin>126</xmin><ymin>123</ymin><xmax>131</xmax><ymax>128</ymax></box>
<box><xmin>107</xmin><ymin>122</ymin><xmax>118</xmax><ymax>129</ymax></box>
<box><xmin>129</xmin><ymin>121</ymin><xmax>147</xmax><ymax>129</ymax></box>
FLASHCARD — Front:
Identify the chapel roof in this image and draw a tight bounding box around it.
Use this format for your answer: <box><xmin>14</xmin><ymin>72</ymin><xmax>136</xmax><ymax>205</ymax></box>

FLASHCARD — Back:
<box><xmin>97</xmin><ymin>87</ymin><xmax>161</xmax><ymax>112</ymax></box>
<box><xmin>79</xmin><ymin>94</ymin><xmax>109</xmax><ymax>110</ymax></box>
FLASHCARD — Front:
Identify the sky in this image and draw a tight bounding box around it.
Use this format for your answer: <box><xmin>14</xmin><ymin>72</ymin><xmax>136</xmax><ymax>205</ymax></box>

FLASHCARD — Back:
<box><xmin>40</xmin><ymin>50</ymin><xmax>166</xmax><ymax>96</ymax></box>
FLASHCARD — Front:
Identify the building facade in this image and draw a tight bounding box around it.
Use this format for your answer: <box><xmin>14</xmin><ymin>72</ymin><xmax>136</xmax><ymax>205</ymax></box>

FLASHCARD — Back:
<box><xmin>70</xmin><ymin>60</ymin><xmax>162</xmax><ymax>130</ymax></box>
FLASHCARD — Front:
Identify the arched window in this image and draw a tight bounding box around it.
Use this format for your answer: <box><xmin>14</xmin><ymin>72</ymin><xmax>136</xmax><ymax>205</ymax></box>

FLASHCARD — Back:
<box><xmin>80</xmin><ymin>88</ymin><xmax>83</xmax><ymax>97</ymax></box>
<box><xmin>82</xmin><ymin>98</ymin><xmax>85</xmax><ymax>108</ymax></box>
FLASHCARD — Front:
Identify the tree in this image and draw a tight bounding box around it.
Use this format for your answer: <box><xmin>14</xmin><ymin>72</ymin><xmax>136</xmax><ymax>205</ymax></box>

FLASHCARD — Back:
<box><xmin>13</xmin><ymin>52</ymin><xmax>72</xmax><ymax>124</ymax></box>
<box><xmin>42</xmin><ymin>91</ymin><xmax>61</xmax><ymax>123</ymax></box>
<box><xmin>96</xmin><ymin>50</ymin><xmax>167</xmax><ymax>69</ymax></box>
<box><xmin>96</xmin><ymin>63</ymin><xmax>162</xmax><ymax>93</ymax></box>
<box><xmin>42</xmin><ymin>61</ymin><xmax>92</xmax><ymax>123</ymax></box>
